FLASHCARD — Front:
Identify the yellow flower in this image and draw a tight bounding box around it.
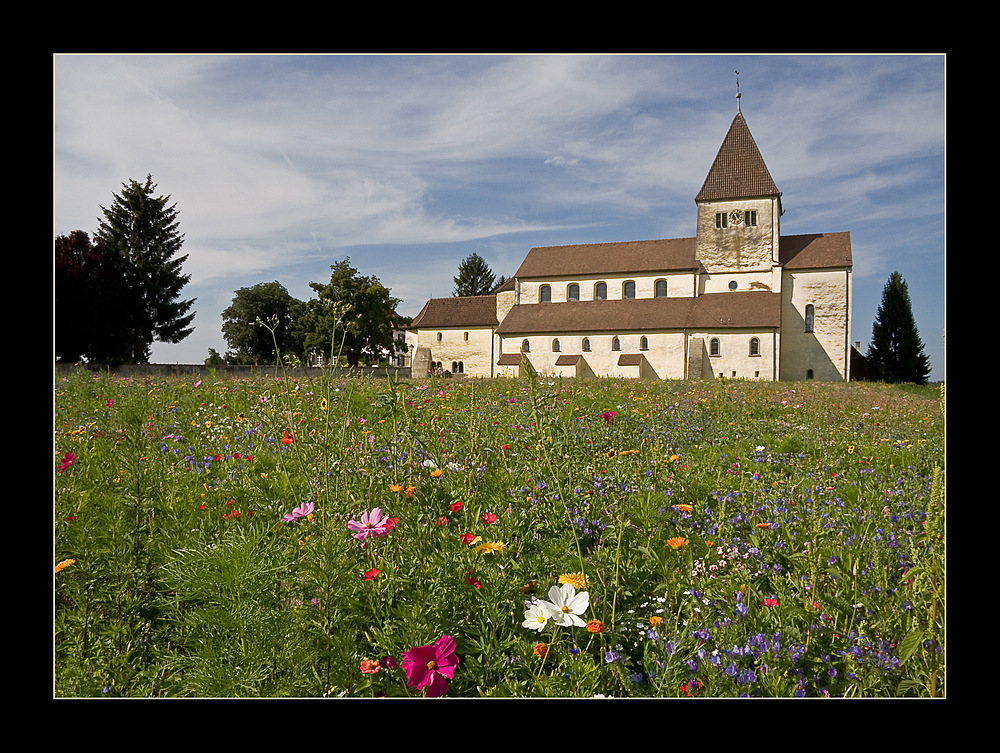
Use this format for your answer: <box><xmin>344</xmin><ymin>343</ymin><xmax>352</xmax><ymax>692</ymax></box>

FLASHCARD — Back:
<box><xmin>475</xmin><ymin>541</ymin><xmax>506</xmax><ymax>554</ymax></box>
<box><xmin>558</xmin><ymin>572</ymin><xmax>588</xmax><ymax>589</ymax></box>
<box><xmin>666</xmin><ymin>536</ymin><xmax>689</xmax><ymax>549</ymax></box>
<box><xmin>55</xmin><ymin>558</ymin><xmax>75</xmax><ymax>574</ymax></box>
<box><xmin>320</xmin><ymin>398</ymin><xmax>328</xmax><ymax>411</ymax></box>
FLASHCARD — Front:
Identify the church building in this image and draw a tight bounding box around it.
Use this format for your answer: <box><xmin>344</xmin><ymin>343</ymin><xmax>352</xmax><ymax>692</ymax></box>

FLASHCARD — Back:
<box><xmin>406</xmin><ymin>105</ymin><xmax>853</xmax><ymax>382</ymax></box>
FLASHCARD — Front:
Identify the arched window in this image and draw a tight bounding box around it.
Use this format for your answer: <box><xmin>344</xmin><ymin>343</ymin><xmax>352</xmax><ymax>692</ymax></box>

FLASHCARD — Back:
<box><xmin>640</xmin><ymin>336</ymin><xmax>649</xmax><ymax>350</ymax></box>
<box><xmin>552</xmin><ymin>339</ymin><xmax>560</xmax><ymax>352</ymax></box>
<box><xmin>612</xmin><ymin>337</ymin><xmax>621</xmax><ymax>351</ymax></box>
<box><xmin>457</xmin><ymin>362</ymin><xmax>464</xmax><ymax>373</ymax></box>
<box><xmin>452</xmin><ymin>361</ymin><xmax>458</xmax><ymax>373</ymax></box>
<box><xmin>521</xmin><ymin>339</ymin><xmax>530</xmax><ymax>352</ymax></box>
<box><xmin>582</xmin><ymin>338</ymin><xmax>591</xmax><ymax>351</ymax></box>
<box><xmin>595</xmin><ymin>282</ymin><xmax>607</xmax><ymax>300</ymax></box>
<box><xmin>655</xmin><ymin>279</ymin><xmax>667</xmax><ymax>298</ymax></box>
<box><xmin>540</xmin><ymin>285</ymin><xmax>551</xmax><ymax>303</ymax></box>
<box><xmin>437</xmin><ymin>332</ymin><xmax>442</xmax><ymax>342</ymax></box>
<box><xmin>710</xmin><ymin>338</ymin><xmax>720</xmax><ymax>356</ymax></box>
<box><xmin>805</xmin><ymin>304</ymin><xmax>815</xmax><ymax>333</ymax></box>
<box><xmin>623</xmin><ymin>280</ymin><xmax>636</xmax><ymax>299</ymax></box>
<box><xmin>749</xmin><ymin>337</ymin><xmax>760</xmax><ymax>356</ymax></box>
<box><xmin>464</xmin><ymin>332</ymin><xmax>469</xmax><ymax>341</ymax></box>
<box><xmin>567</xmin><ymin>283</ymin><xmax>580</xmax><ymax>301</ymax></box>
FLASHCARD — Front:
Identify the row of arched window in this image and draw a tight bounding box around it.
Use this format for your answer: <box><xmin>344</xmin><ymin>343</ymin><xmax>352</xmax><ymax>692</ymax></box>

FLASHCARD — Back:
<box><xmin>519</xmin><ymin>336</ymin><xmax>765</xmax><ymax>356</ymax></box>
<box><xmin>710</xmin><ymin>337</ymin><xmax>762</xmax><ymax>357</ymax></box>
<box><xmin>539</xmin><ymin>279</ymin><xmax>668</xmax><ymax>302</ymax></box>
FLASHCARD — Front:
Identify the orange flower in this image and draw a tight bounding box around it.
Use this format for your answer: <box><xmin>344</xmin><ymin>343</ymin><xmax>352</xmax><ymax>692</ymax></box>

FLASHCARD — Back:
<box><xmin>558</xmin><ymin>572</ymin><xmax>588</xmax><ymax>589</ymax></box>
<box><xmin>360</xmin><ymin>659</ymin><xmax>381</xmax><ymax>674</ymax></box>
<box><xmin>586</xmin><ymin>619</ymin><xmax>604</xmax><ymax>633</ymax></box>
<box><xmin>54</xmin><ymin>558</ymin><xmax>75</xmax><ymax>574</ymax></box>
<box><xmin>430</xmin><ymin>468</ymin><xmax>443</xmax><ymax>478</ymax></box>
<box><xmin>533</xmin><ymin>642</ymin><xmax>549</xmax><ymax>657</ymax></box>
<box><xmin>390</xmin><ymin>483</ymin><xmax>404</xmax><ymax>493</ymax></box>
<box><xmin>650</xmin><ymin>615</ymin><xmax>663</xmax><ymax>627</ymax></box>
<box><xmin>666</xmin><ymin>536</ymin><xmax>689</xmax><ymax>549</ymax></box>
<box><xmin>672</xmin><ymin>504</ymin><xmax>693</xmax><ymax>512</ymax></box>
<box><xmin>755</xmin><ymin>522</ymin><xmax>771</xmax><ymax>529</ymax></box>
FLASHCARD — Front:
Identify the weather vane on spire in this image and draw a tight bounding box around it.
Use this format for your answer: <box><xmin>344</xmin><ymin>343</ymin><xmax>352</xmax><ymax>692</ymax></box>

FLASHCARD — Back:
<box><xmin>735</xmin><ymin>70</ymin><xmax>742</xmax><ymax>113</ymax></box>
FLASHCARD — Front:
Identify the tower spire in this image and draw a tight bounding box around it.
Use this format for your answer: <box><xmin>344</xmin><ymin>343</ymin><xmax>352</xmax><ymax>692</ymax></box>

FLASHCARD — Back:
<box><xmin>735</xmin><ymin>70</ymin><xmax>742</xmax><ymax>113</ymax></box>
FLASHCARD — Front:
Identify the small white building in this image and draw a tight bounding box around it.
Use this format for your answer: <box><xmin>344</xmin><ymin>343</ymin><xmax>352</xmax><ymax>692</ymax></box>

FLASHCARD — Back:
<box><xmin>408</xmin><ymin>108</ymin><xmax>852</xmax><ymax>381</ymax></box>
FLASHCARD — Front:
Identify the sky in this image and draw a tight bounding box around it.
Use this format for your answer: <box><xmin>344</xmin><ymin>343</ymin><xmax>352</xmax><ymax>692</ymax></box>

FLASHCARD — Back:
<box><xmin>53</xmin><ymin>54</ymin><xmax>946</xmax><ymax>381</ymax></box>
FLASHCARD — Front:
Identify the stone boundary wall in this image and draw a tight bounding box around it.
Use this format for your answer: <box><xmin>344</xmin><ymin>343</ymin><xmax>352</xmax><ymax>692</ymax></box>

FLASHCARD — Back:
<box><xmin>55</xmin><ymin>362</ymin><xmax>412</xmax><ymax>380</ymax></box>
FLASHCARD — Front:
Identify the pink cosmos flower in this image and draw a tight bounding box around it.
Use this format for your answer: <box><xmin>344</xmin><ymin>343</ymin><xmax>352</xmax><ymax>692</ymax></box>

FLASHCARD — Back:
<box><xmin>347</xmin><ymin>507</ymin><xmax>392</xmax><ymax>542</ymax></box>
<box><xmin>56</xmin><ymin>452</ymin><xmax>76</xmax><ymax>473</ymax></box>
<box><xmin>282</xmin><ymin>501</ymin><xmax>315</xmax><ymax>523</ymax></box>
<box><xmin>601</xmin><ymin>410</ymin><xmax>617</xmax><ymax>423</ymax></box>
<box><xmin>402</xmin><ymin>634</ymin><xmax>459</xmax><ymax>697</ymax></box>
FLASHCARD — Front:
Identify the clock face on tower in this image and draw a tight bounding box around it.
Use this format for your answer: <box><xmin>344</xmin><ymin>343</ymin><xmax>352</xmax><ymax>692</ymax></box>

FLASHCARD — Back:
<box><xmin>728</xmin><ymin>209</ymin><xmax>744</xmax><ymax>226</ymax></box>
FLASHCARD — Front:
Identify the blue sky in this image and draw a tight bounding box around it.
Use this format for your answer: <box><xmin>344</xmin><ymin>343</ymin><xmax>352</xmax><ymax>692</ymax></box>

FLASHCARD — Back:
<box><xmin>53</xmin><ymin>54</ymin><xmax>946</xmax><ymax>380</ymax></box>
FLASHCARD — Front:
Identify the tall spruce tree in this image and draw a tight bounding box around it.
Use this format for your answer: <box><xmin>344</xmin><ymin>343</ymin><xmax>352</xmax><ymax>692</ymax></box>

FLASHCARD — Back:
<box><xmin>94</xmin><ymin>175</ymin><xmax>195</xmax><ymax>363</ymax></box>
<box><xmin>452</xmin><ymin>253</ymin><xmax>496</xmax><ymax>297</ymax></box>
<box><xmin>866</xmin><ymin>271</ymin><xmax>931</xmax><ymax>384</ymax></box>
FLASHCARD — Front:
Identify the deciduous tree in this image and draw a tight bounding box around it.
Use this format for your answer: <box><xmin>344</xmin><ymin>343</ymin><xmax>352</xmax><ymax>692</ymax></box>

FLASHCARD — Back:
<box><xmin>221</xmin><ymin>281</ymin><xmax>305</xmax><ymax>364</ymax></box>
<box><xmin>298</xmin><ymin>258</ymin><xmax>401</xmax><ymax>367</ymax></box>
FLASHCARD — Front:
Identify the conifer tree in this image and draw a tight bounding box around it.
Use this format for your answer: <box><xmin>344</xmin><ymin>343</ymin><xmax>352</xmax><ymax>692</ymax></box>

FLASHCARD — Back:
<box><xmin>866</xmin><ymin>271</ymin><xmax>931</xmax><ymax>384</ymax></box>
<box><xmin>452</xmin><ymin>253</ymin><xmax>496</xmax><ymax>297</ymax></box>
<box><xmin>94</xmin><ymin>175</ymin><xmax>195</xmax><ymax>363</ymax></box>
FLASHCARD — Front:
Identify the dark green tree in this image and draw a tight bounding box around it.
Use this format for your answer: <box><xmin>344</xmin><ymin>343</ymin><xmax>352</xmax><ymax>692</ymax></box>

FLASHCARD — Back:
<box><xmin>221</xmin><ymin>281</ymin><xmax>305</xmax><ymax>364</ymax></box>
<box><xmin>453</xmin><ymin>253</ymin><xmax>496</xmax><ymax>297</ymax></box>
<box><xmin>94</xmin><ymin>175</ymin><xmax>196</xmax><ymax>363</ymax></box>
<box><xmin>55</xmin><ymin>230</ymin><xmax>140</xmax><ymax>364</ymax></box>
<box><xmin>866</xmin><ymin>271</ymin><xmax>932</xmax><ymax>384</ymax></box>
<box><xmin>297</xmin><ymin>258</ymin><xmax>401</xmax><ymax>367</ymax></box>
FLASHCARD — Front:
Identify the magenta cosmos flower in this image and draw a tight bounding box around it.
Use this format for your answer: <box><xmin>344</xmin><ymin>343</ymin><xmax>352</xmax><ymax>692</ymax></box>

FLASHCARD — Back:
<box><xmin>282</xmin><ymin>501</ymin><xmax>315</xmax><ymax>523</ymax></box>
<box><xmin>402</xmin><ymin>634</ymin><xmax>459</xmax><ymax>697</ymax></box>
<box><xmin>347</xmin><ymin>507</ymin><xmax>392</xmax><ymax>542</ymax></box>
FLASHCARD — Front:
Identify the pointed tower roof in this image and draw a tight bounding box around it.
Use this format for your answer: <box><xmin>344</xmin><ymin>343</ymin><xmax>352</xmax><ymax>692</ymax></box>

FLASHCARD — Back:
<box><xmin>695</xmin><ymin>112</ymin><xmax>780</xmax><ymax>203</ymax></box>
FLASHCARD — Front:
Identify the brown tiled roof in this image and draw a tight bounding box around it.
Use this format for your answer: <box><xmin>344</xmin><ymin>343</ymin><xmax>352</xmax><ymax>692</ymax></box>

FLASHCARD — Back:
<box><xmin>555</xmin><ymin>354</ymin><xmax>581</xmax><ymax>365</ymax></box>
<box><xmin>695</xmin><ymin>112</ymin><xmax>779</xmax><ymax>202</ymax></box>
<box><xmin>497</xmin><ymin>353</ymin><xmax>523</xmax><ymax>365</ymax></box>
<box><xmin>409</xmin><ymin>295</ymin><xmax>498</xmax><ymax>329</ymax></box>
<box><xmin>514</xmin><ymin>237</ymin><xmax>697</xmax><ymax>279</ymax></box>
<box><xmin>497</xmin><ymin>292</ymin><xmax>781</xmax><ymax>334</ymax></box>
<box><xmin>780</xmin><ymin>232</ymin><xmax>853</xmax><ymax>269</ymax></box>
<box><xmin>618</xmin><ymin>353</ymin><xmax>643</xmax><ymax>366</ymax></box>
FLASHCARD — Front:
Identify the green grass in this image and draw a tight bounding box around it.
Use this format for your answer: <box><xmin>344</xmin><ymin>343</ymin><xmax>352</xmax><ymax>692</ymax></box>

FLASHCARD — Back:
<box><xmin>53</xmin><ymin>368</ymin><xmax>945</xmax><ymax>697</ymax></box>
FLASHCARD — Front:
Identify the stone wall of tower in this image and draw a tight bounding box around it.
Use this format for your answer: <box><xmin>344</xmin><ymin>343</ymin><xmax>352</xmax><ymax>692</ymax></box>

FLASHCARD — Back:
<box><xmin>695</xmin><ymin>197</ymin><xmax>780</xmax><ymax>273</ymax></box>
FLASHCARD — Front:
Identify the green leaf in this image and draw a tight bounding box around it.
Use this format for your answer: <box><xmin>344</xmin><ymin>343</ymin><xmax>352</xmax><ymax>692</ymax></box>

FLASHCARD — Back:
<box><xmin>897</xmin><ymin>629</ymin><xmax>925</xmax><ymax>666</ymax></box>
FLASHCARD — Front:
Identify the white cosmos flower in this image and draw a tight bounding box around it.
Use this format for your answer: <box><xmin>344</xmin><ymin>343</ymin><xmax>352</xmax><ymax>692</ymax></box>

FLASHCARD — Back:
<box><xmin>542</xmin><ymin>583</ymin><xmax>590</xmax><ymax>627</ymax></box>
<box><xmin>522</xmin><ymin>601</ymin><xmax>550</xmax><ymax>632</ymax></box>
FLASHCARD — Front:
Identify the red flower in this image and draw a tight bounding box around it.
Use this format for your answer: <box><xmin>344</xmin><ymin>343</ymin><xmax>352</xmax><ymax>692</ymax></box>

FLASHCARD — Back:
<box><xmin>681</xmin><ymin>679</ymin><xmax>702</xmax><ymax>697</ymax></box>
<box><xmin>281</xmin><ymin>429</ymin><xmax>294</xmax><ymax>445</ymax></box>
<box><xmin>450</xmin><ymin>501</ymin><xmax>463</xmax><ymax>512</ymax></box>
<box><xmin>464</xmin><ymin>570</ymin><xmax>482</xmax><ymax>589</ymax></box>
<box><xmin>761</xmin><ymin>597</ymin><xmax>779</xmax><ymax>607</ymax></box>
<box><xmin>600</xmin><ymin>411</ymin><xmax>616</xmax><ymax>423</ymax></box>
<box><xmin>364</xmin><ymin>568</ymin><xmax>380</xmax><ymax>581</ymax></box>
<box><xmin>56</xmin><ymin>452</ymin><xmax>76</xmax><ymax>473</ymax></box>
<box><xmin>481</xmin><ymin>512</ymin><xmax>498</xmax><ymax>524</ymax></box>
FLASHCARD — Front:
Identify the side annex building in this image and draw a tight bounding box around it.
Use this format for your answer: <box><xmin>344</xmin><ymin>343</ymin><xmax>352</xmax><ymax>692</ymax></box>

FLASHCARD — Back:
<box><xmin>406</xmin><ymin>109</ymin><xmax>853</xmax><ymax>382</ymax></box>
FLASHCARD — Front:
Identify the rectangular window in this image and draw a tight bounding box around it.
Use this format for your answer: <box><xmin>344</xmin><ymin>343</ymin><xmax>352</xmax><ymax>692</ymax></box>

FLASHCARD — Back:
<box><xmin>746</xmin><ymin>210</ymin><xmax>758</xmax><ymax>226</ymax></box>
<box><xmin>715</xmin><ymin>212</ymin><xmax>727</xmax><ymax>228</ymax></box>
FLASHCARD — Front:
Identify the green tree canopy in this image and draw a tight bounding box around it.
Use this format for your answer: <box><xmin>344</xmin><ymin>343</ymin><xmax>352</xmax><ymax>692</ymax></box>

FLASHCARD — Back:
<box><xmin>297</xmin><ymin>258</ymin><xmax>401</xmax><ymax>367</ymax></box>
<box><xmin>221</xmin><ymin>281</ymin><xmax>306</xmax><ymax>364</ymax></box>
<box><xmin>94</xmin><ymin>175</ymin><xmax>195</xmax><ymax>363</ymax></box>
<box><xmin>866</xmin><ymin>271</ymin><xmax>932</xmax><ymax>384</ymax></box>
<box><xmin>453</xmin><ymin>253</ymin><xmax>496</xmax><ymax>297</ymax></box>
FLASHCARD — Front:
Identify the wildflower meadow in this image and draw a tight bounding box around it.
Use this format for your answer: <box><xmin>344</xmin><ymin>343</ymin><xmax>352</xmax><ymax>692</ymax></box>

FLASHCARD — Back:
<box><xmin>54</xmin><ymin>366</ymin><xmax>945</xmax><ymax>697</ymax></box>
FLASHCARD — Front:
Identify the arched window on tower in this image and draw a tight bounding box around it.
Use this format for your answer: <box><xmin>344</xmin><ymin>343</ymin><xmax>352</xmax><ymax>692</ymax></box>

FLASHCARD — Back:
<box><xmin>655</xmin><ymin>279</ymin><xmax>667</xmax><ymax>297</ymax></box>
<box><xmin>595</xmin><ymin>282</ymin><xmax>607</xmax><ymax>300</ymax></box>
<box><xmin>567</xmin><ymin>283</ymin><xmax>580</xmax><ymax>301</ymax></box>
<box><xmin>710</xmin><ymin>338</ymin><xmax>720</xmax><ymax>357</ymax></box>
<box><xmin>540</xmin><ymin>285</ymin><xmax>551</xmax><ymax>303</ymax></box>
<box><xmin>805</xmin><ymin>304</ymin><xmax>815</xmax><ymax>333</ymax></box>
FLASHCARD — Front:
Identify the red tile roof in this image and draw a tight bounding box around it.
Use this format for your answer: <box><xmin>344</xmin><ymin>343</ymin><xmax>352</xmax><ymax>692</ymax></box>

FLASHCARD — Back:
<box><xmin>409</xmin><ymin>295</ymin><xmax>498</xmax><ymax>329</ymax></box>
<box><xmin>780</xmin><ymin>232</ymin><xmax>853</xmax><ymax>269</ymax></box>
<box><xmin>514</xmin><ymin>237</ymin><xmax>697</xmax><ymax>279</ymax></box>
<box><xmin>695</xmin><ymin>112</ymin><xmax>779</xmax><ymax>202</ymax></box>
<box><xmin>496</xmin><ymin>292</ymin><xmax>781</xmax><ymax>335</ymax></box>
